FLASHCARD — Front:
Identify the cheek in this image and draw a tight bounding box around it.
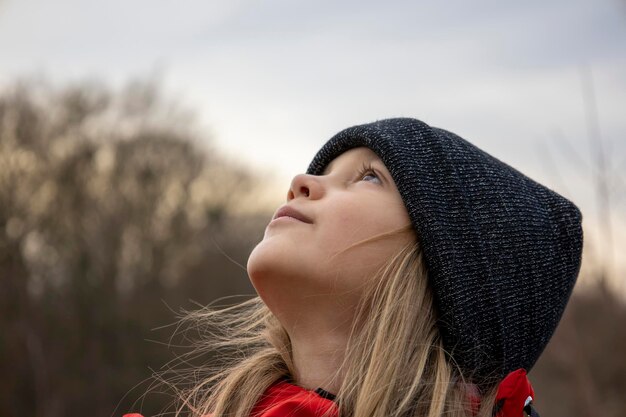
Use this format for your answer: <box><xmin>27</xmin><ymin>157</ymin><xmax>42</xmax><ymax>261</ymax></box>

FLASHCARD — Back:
<box><xmin>324</xmin><ymin>201</ymin><xmax>400</xmax><ymax>248</ymax></box>
<box><xmin>322</xmin><ymin>203</ymin><xmax>411</xmax><ymax>273</ymax></box>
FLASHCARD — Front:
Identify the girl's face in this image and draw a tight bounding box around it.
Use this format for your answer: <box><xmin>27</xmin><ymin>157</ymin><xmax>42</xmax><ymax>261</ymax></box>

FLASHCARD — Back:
<box><xmin>247</xmin><ymin>147</ymin><xmax>414</xmax><ymax>326</ymax></box>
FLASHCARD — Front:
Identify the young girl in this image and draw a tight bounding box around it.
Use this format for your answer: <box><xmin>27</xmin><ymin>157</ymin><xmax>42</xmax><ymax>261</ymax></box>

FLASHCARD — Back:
<box><xmin>125</xmin><ymin>117</ymin><xmax>583</xmax><ymax>417</ymax></box>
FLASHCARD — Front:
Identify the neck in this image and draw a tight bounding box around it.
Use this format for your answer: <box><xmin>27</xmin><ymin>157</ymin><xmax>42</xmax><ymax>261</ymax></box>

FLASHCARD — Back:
<box><xmin>288</xmin><ymin>321</ymin><xmax>349</xmax><ymax>395</ymax></box>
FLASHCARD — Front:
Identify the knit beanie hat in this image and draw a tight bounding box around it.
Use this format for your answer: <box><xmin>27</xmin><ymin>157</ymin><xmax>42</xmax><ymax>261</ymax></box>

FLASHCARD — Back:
<box><xmin>306</xmin><ymin>117</ymin><xmax>584</xmax><ymax>386</ymax></box>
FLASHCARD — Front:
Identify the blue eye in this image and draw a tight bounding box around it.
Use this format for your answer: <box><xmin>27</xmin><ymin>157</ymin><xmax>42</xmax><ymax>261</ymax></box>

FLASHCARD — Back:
<box><xmin>361</xmin><ymin>171</ymin><xmax>379</xmax><ymax>182</ymax></box>
<box><xmin>356</xmin><ymin>163</ymin><xmax>382</xmax><ymax>185</ymax></box>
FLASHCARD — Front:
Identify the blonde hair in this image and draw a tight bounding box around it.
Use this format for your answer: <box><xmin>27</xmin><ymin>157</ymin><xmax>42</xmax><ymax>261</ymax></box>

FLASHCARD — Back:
<box><xmin>160</xmin><ymin>225</ymin><xmax>498</xmax><ymax>417</ymax></box>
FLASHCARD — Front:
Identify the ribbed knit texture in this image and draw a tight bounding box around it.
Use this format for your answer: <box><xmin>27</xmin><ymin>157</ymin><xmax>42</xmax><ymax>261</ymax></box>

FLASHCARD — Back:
<box><xmin>306</xmin><ymin>117</ymin><xmax>584</xmax><ymax>385</ymax></box>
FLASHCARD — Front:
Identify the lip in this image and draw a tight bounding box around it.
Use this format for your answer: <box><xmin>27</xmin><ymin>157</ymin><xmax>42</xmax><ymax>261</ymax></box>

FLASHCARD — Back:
<box><xmin>271</xmin><ymin>205</ymin><xmax>313</xmax><ymax>224</ymax></box>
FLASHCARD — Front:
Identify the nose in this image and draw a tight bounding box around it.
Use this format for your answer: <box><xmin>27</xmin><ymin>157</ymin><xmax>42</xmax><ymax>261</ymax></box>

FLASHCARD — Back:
<box><xmin>287</xmin><ymin>173</ymin><xmax>324</xmax><ymax>201</ymax></box>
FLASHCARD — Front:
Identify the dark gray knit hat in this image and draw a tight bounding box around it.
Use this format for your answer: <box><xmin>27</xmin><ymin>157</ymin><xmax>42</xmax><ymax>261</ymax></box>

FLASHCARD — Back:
<box><xmin>306</xmin><ymin>117</ymin><xmax>584</xmax><ymax>385</ymax></box>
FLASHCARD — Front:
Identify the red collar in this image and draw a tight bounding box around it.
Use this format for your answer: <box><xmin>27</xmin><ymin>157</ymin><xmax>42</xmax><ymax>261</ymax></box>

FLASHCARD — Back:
<box><xmin>250</xmin><ymin>380</ymin><xmax>339</xmax><ymax>417</ymax></box>
<box><xmin>469</xmin><ymin>369</ymin><xmax>536</xmax><ymax>417</ymax></box>
<box><xmin>494</xmin><ymin>369</ymin><xmax>536</xmax><ymax>417</ymax></box>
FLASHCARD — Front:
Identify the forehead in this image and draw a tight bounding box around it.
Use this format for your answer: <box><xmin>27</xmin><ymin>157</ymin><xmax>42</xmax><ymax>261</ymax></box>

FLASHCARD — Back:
<box><xmin>321</xmin><ymin>147</ymin><xmax>383</xmax><ymax>174</ymax></box>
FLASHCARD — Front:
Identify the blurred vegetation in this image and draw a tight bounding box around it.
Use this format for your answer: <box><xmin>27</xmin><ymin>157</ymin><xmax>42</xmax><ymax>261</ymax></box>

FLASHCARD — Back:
<box><xmin>0</xmin><ymin>78</ymin><xmax>624</xmax><ymax>417</ymax></box>
<box><xmin>0</xmin><ymin>78</ymin><xmax>270</xmax><ymax>417</ymax></box>
<box><xmin>533</xmin><ymin>281</ymin><xmax>626</xmax><ymax>417</ymax></box>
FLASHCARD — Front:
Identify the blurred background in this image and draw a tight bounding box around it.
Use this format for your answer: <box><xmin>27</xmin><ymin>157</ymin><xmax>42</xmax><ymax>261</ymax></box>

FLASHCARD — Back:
<box><xmin>0</xmin><ymin>1</ymin><xmax>625</xmax><ymax>416</ymax></box>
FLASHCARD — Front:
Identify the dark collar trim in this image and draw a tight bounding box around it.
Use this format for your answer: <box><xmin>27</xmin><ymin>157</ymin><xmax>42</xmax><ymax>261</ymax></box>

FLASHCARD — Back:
<box><xmin>314</xmin><ymin>387</ymin><xmax>337</xmax><ymax>401</ymax></box>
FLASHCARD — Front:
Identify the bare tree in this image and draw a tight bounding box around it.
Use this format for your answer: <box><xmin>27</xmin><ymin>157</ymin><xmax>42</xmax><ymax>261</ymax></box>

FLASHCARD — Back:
<box><xmin>0</xmin><ymin>77</ymin><xmax>270</xmax><ymax>417</ymax></box>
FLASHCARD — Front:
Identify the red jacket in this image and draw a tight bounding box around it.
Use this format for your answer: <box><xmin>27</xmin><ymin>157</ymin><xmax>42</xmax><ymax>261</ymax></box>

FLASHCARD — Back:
<box><xmin>124</xmin><ymin>368</ymin><xmax>537</xmax><ymax>417</ymax></box>
<box><xmin>123</xmin><ymin>380</ymin><xmax>337</xmax><ymax>417</ymax></box>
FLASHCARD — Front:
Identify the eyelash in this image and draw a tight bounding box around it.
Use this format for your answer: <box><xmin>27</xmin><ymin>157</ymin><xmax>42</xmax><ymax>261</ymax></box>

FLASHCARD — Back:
<box><xmin>356</xmin><ymin>162</ymin><xmax>382</xmax><ymax>183</ymax></box>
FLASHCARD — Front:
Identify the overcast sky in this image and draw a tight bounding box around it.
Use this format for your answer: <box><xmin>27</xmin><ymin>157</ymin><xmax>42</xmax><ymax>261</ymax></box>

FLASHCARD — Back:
<box><xmin>1</xmin><ymin>0</ymin><xmax>625</xmax><ymax>291</ymax></box>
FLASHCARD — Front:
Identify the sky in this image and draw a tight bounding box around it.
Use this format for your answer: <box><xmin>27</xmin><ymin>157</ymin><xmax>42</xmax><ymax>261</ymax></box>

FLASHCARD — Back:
<box><xmin>0</xmin><ymin>0</ymin><xmax>625</xmax><ymax>294</ymax></box>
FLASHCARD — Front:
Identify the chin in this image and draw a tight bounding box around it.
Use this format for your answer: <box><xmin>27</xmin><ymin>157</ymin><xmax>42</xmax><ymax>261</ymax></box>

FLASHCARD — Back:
<box><xmin>247</xmin><ymin>241</ymin><xmax>309</xmax><ymax>300</ymax></box>
<box><xmin>246</xmin><ymin>243</ymin><xmax>266</xmax><ymax>285</ymax></box>
<box><xmin>246</xmin><ymin>248</ymin><xmax>286</xmax><ymax>317</ymax></box>
<box><xmin>246</xmin><ymin>240</ymin><xmax>283</xmax><ymax>288</ymax></box>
